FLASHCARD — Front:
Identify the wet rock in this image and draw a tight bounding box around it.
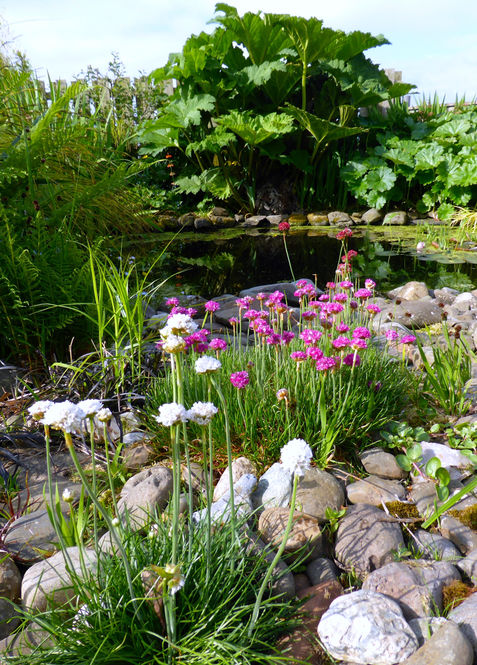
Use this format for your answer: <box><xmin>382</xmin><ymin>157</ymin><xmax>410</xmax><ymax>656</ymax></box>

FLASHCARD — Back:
<box><xmin>287</xmin><ymin>213</ymin><xmax>308</xmax><ymax>226</ymax></box>
<box><xmin>251</xmin><ymin>462</ymin><xmax>292</xmax><ymax>512</ymax></box>
<box><xmin>258</xmin><ymin>508</ymin><xmax>324</xmax><ymax>561</ymax></box>
<box><xmin>361</xmin><ymin>208</ymin><xmax>383</xmax><ymax>224</ymax></box>
<box><xmin>194</xmin><ymin>217</ymin><xmax>212</xmax><ymax>231</ymax></box>
<box><xmin>447</xmin><ymin>591</ymin><xmax>477</xmax><ymax>658</ymax></box>
<box><xmin>401</xmin><ymin>621</ymin><xmax>473</xmax><ymax>665</ymax></box>
<box><xmin>295</xmin><ymin>467</ymin><xmax>345</xmax><ymax>521</ymax></box>
<box><xmin>178</xmin><ymin>213</ymin><xmax>195</xmax><ymax>228</ymax></box>
<box><xmin>334</xmin><ymin>504</ymin><xmax>405</xmax><ymax>578</ymax></box>
<box><xmin>328</xmin><ymin>211</ymin><xmax>352</xmax><ymax>226</ymax></box>
<box><xmin>347</xmin><ymin>475</ymin><xmax>405</xmax><ymax>506</ymax></box>
<box><xmin>362</xmin><ymin>560</ymin><xmax>461</xmax><ymax>619</ymax></box>
<box><xmin>22</xmin><ymin>547</ymin><xmax>98</xmax><ymax>612</ymax></box>
<box><xmin>318</xmin><ymin>589</ymin><xmax>418</xmax><ymax>664</ymax></box>
<box><xmin>239</xmin><ymin>216</ymin><xmax>269</xmax><ymax>228</ymax></box>
<box><xmin>360</xmin><ymin>448</ymin><xmax>406</xmax><ymax>479</ymax></box>
<box><xmin>213</xmin><ymin>457</ymin><xmax>256</xmax><ymax>502</ymax></box>
<box><xmin>307</xmin><ymin>212</ymin><xmax>329</xmax><ymax>226</ymax></box>
<box><xmin>383</xmin><ymin>210</ymin><xmax>409</xmax><ymax>225</ymax></box>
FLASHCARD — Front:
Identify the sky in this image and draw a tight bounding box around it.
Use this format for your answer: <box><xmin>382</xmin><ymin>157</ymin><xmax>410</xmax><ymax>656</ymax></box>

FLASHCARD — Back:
<box><xmin>1</xmin><ymin>0</ymin><xmax>477</xmax><ymax>102</ymax></box>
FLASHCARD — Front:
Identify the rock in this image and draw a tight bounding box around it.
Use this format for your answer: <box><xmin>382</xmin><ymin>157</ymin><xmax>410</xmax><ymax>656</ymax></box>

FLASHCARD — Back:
<box><xmin>362</xmin><ymin>560</ymin><xmax>461</xmax><ymax>619</ymax></box>
<box><xmin>213</xmin><ymin>457</ymin><xmax>256</xmax><ymax>502</ymax></box>
<box><xmin>22</xmin><ymin>547</ymin><xmax>98</xmax><ymax>612</ymax></box>
<box><xmin>122</xmin><ymin>442</ymin><xmax>156</xmax><ymax>471</ymax></box>
<box><xmin>447</xmin><ymin>591</ymin><xmax>477</xmax><ymax>658</ymax></box>
<box><xmin>453</xmin><ymin>292</ymin><xmax>477</xmax><ymax>311</ymax></box>
<box><xmin>0</xmin><ymin>361</ymin><xmax>23</xmax><ymax>395</ymax></box>
<box><xmin>0</xmin><ymin>622</ymin><xmax>54</xmax><ymax>658</ymax></box>
<box><xmin>318</xmin><ymin>589</ymin><xmax>418</xmax><ymax>664</ymax></box>
<box><xmin>239</xmin><ymin>216</ymin><xmax>269</xmax><ymax>228</ymax></box>
<box><xmin>244</xmin><ymin>534</ymin><xmax>295</xmax><ymax>599</ymax></box>
<box><xmin>334</xmin><ymin>504</ymin><xmax>405</xmax><ymax>578</ymax></box>
<box><xmin>178</xmin><ymin>213</ymin><xmax>195</xmax><ymax>228</ymax></box>
<box><xmin>13</xmin><ymin>480</ymin><xmax>83</xmax><ymax>515</ymax></box>
<box><xmin>181</xmin><ymin>461</ymin><xmax>208</xmax><ymax>494</ymax></box>
<box><xmin>401</xmin><ymin>621</ymin><xmax>473</xmax><ymax>665</ymax></box>
<box><xmin>192</xmin><ymin>473</ymin><xmax>257</xmax><ymax>525</ymax></box>
<box><xmin>117</xmin><ymin>465</ymin><xmax>173</xmax><ymax>526</ymax></box>
<box><xmin>347</xmin><ymin>475</ymin><xmax>405</xmax><ymax>506</ymax></box>
<box><xmin>194</xmin><ymin>217</ymin><xmax>212</xmax><ymax>231</ymax></box>
<box><xmin>360</xmin><ymin>448</ymin><xmax>406</xmax><ymax>480</ymax></box>
<box><xmin>328</xmin><ymin>211</ymin><xmax>352</xmax><ymax>226</ymax></box>
<box><xmin>306</xmin><ymin>557</ymin><xmax>339</xmax><ymax>585</ymax></box>
<box><xmin>294</xmin><ymin>572</ymin><xmax>311</xmax><ymax>593</ymax></box>
<box><xmin>408</xmin><ymin>616</ymin><xmax>448</xmax><ymax>645</ymax></box>
<box><xmin>307</xmin><ymin>213</ymin><xmax>329</xmax><ymax>226</ymax></box>
<box><xmin>287</xmin><ymin>213</ymin><xmax>308</xmax><ymax>226</ymax></box>
<box><xmin>208</xmin><ymin>214</ymin><xmax>235</xmax><ymax>228</ymax></box>
<box><xmin>383</xmin><ymin>210</ymin><xmax>409</xmax><ymax>225</ymax></box>
<box><xmin>440</xmin><ymin>515</ymin><xmax>477</xmax><ymax>555</ymax></box>
<box><xmin>4</xmin><ymin>509</ymin><xmax>66</xmax><ymax>563</ymax></box>
<box><xmin>258</xmin><ymin>508</ymin><xmax>324</xmax><ymax>561</ymax></box>
<box><xmin>251</xmin><ymin>462</ymin><xmax>292</xmax><ymax>512</ymax></box>
<box><xmin>418</xmin><ymin>441</ymin><xmax>474</xmax><ymax>481</ymax></box>
<box><xmin>361</xmin><ymin>208</ymin><xmax>383</xmax><ymax>224</ymax></box>
<box><xmin>457</xmin><ymin>549</ymin><xmax>477</xmax><ymax>583</ymax></box>
<box><xmin>0</xmin><ymin>558</ymin><xmax>22</xmax><ymax>639</ymax></box>
<box><xmin>122</xmin><ymin>431</ymin><xmax>153</xmax><ymax>446</ymax></box>
<box><xmin>388</xmin><ymin>281</ymin><xmax>430</xmax><ymax>300</ymax></box>
<box><xmin>373</xmin><ymin>299</ymin><xmax>443</xmax><ymax>330</ymax></box>
<box><xmin>294</xmin><ymin>467</ymin><xmax>345</xmax><ymax>522</ymax></box>
<box><xmin>414</xmin><ymin>529</ymin><xmax>462</xmax><ymax>562</ymax></box>
<box><xmin>278</xmin><ymin>581</ymin><xmax>343</xmax><ymax>664</ymax></box>
<box><xmin>434</xmin><ymin>287</ymin><xmax>459</xmax><ymax>305</ymax></box>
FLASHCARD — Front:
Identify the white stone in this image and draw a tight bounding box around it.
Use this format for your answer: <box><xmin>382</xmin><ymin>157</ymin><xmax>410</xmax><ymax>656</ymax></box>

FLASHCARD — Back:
<box><xmin>251</xmin><ymin>462</ymin><xmax>292</xmax><ymax>512</ymax></box>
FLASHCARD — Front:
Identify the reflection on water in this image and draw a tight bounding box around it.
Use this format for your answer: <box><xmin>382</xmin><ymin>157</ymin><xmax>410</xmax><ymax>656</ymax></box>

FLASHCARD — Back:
<box><xmin>126</xmin><ymin>227</ymin><xmax>477</xmax><ymax>297</ymax></box>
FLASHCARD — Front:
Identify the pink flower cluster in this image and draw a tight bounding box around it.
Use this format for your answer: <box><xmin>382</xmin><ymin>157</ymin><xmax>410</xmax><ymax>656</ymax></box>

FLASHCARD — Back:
<box><xmin>230</xmin><ymin>371</ymin><xmax>249</xmax><ymax>389</ymax></box>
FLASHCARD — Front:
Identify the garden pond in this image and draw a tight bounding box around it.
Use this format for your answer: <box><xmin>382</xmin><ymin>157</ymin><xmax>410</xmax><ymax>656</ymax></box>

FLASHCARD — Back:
<box><xmin>120</xmin><ymin>225</ymin><xmax>477</xmax><ymax>298</ymax></box>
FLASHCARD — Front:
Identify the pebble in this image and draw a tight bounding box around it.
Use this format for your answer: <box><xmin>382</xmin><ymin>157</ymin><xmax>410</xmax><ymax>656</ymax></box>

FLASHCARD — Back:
<box><xmin>295</xmin><ymin>467</ymin><xmax>345</xmax><ymax>521</ymax></box>
<box><xmin>213</xmin><ymin>456</ymin><xmax>257</xmax><ymax>502</ymax></box>
<box><xmin>251</xmin><ymin>462</ymin><xmax>292</xmax><ymax>512</ymax></box>
<box><xmin>346</xmin><ymin>475</ymin><xmax>406</xmax><ymax>505</ymax></box>
<box><xmin>360</xmin><ymin>448</ymin><xmax>406</xmax><ymax>479</ymax></box>
<box><xmin>401</xmin><ymin>620</ymin><xmax>474</xmax><ymax>665</ymax></box>
<box><xmin>258</xmin><ymin>507</ymin><xmax>323</xmax><ymax>561</ymax></box>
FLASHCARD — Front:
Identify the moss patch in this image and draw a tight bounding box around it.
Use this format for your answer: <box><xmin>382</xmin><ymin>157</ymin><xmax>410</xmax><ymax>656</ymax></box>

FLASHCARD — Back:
<box><xmin>442</xmin><ymin>581</ymin><xmax>476</xmax><ymax>613</ymax></box>
<box><xmin>448</xmin><ymin>504</ymin><xmax>477</xmax><ymax>530</ymax></box>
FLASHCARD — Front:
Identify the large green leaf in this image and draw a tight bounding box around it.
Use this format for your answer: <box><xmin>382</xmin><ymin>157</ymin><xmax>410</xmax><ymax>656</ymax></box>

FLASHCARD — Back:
<box><xmin>285</xmin><ymin>104</ymin><xmax>364</xmax><ymax>146</ymax></box>
<box><xmin>365</xmin><ymin>166</ymin><xmax>396</xmax><ymax>192</ymax></box>
<box><xmin>167</xmin><ymin>93</ymin><xmax>216</xmax><ymax>128</ymax></box>
<box><xmin>414</xmin><ymin>144</ymin><xmax>445</xmax><ymax>170</ymax></box>
<box><xmin>237</xmin><ymin>60</ymin><xmax>287</xmax><ymax>88</ymax></box>
<box><xmin>185</xmin><ymin>126</ymin><xmax>237</xmax><ymax>157</ymax></box>
<box><xmin>446</xmin><ymin>156</ymin><xmax>477</xmax><ymax>187</ymax></box>
<box><xmin>276</xmin><ymin>16</ymin><xmax>335</xmax><ymax>66</ymax></box>
<box><xmin>218</xmin><ymin>111</ymin><xmax>295</xmax><ymax>145</ymax></box>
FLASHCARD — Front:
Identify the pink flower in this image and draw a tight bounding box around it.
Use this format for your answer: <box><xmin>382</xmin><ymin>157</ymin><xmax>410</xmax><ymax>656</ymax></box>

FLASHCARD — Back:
<box><xmin>166</xmin><ymin>297</ymin><xmax>179</xmax><ymax>307</ymax></box>
<box><xmin>230</xmin><ymin>371</ymin><xmax>249</xmax><ymax>389</ymax></box>
<box><xmin>332</xmin><ymin>336</ymin><xmax>351</xmax><ymax>349</ymax></box>
<box><xmin>278</xmin><ymin>221</ymin><xmax>290</xmax><ymax>232</ymax></box>
<box><xmin>364</xmin><ymin>279</ymin><xmax>376</xmax><ymax>290</ymax></box>
<box><xmin>366</xmin><ymin>304</ymin><xmax>381</xmax><ymax>315</ymax></box>
<box><xmin>307</xmin><ymin>347</ymin><xmax>324</xmax><ymax>361</ymax></box>
<box><xmin>265</xmin><ymin>290</ymin><xmax>285</xmax><ymax>306</ymax></box>
<box><xmin>351</xmin><ymin>338</ymin><xmax>368</xmax><ymax>350</ymax></box>
<box><xmin>338</xmin><ymin>280</ymin><xmax>353</xmax><ymax>290</ymax></box>
<box><xmin>266</xmin><ymin>333</ymin><xmax>282</xmax><ymax>346</ymax></box>
<box><xmin>290</xmin><ymin>351</ymin><xmax>307</xmax><ymax>362</ymax></box>
<box><xmin>336</xmin><ymin>228</ymin><xmax>353</xmax><ymax>240</ymax></box>
<box><xmin>315</xmin><ymin>356</ymin><xmax>337</xmax><ymax>371</ymax></box>
<box><xmin>296</xmin><ymin>279</ymin><xmax>309</xmax><ymax>288</ymax></box>
<box><xmin>333</xmin><ymin>293</ymin><xmax>348</xmax><ymax>302</ymax></box>
<box><xmin>185</xmin><ymin>329</ymin><xmax>209</xmax><ymax>350</ymax></box>
<box><xmin>352</xmin><ymin>327</ymin><xmax>371</xmax><ymax>340</ymax></box>
<box><xmin>349</xmin><ymin>300</ymin><xmax>358</xmax><ymax>310</ymax></box>
<box><xmin>347</xmin><ymin>250</ymin><xmax>358</xmax><ymax>260</ymax></box>
<box><xmin>321</xmin><ymin>302</ymin><xmax>344</xmax><ymax>315</ymax></box>
<box><xmin>400</xmin><ymin>334</ymin><xmax>416</xmax><ymax>345</ymax></box>
<box><xmin>336</xmin><ymin>322</ymin><xmax>350</xmax><ymax>333</ymax></box>
<box><xmin>236</xmin><ymin>296</ymin><xmax>254</xmax><ymax>308</ymax></box>
<box><xmin>354</xmin><ymin>288</ymin><xmax>373</xmax><ymax>300</ymax></box>
<box><xmin>385</xmin><ymin>330</ymin><xmax>399</xmax><ymax>342</ymax></box>
<box><xmin>318</xmin><ymin>294</ymin><xmax>330</xmax><ymax>302</ymax></box>
<box><xmin>229</xmin><ymin>317</ymin><xmax>238</xmax><ymax>326</ymax></box>
<box><xmin>205</xmin><ymin>300</ymin><xmax>220</xmax><ymax>312</ymax></box>
<box><xmin>302</xmin><ymin>310</ymin><xmax>317</xmax><ymax>320</ymax></box>
<box><xmin>343</xmin><ymin>353</ymin><xmax>361</xmax><ymax>367</ymax></box>
<box><xmin>244</xmin><ymin>308</ymin><xmax>263</xmax><ymax>320</ymax></box>
<box><xmin>326</xmin><ymin>281</ymin><xmax>336</xmax><ymax>289</ymax></box>
<box><xmin>308</xmin><ymin>300</ymin><xmax>321</xmax><ymax>309</ymax></box>
<box><xmin>300</xmin><ymin>329</ymin><xmax>322</xmax><ymax>345</ymax></box>
<box><xmin>281</xmin><ymin>331</ymin><xmax>295</xmax><ymax>345</ymax></box>
<box><xmin>256</xmin><ymin>292</ymin><xmax>267</xmax><ymax>301</ymax></box>
<box><xmin>209</xmin><ymin>338</ymin><xmax>227</xmax><ymax>351</ymax></box>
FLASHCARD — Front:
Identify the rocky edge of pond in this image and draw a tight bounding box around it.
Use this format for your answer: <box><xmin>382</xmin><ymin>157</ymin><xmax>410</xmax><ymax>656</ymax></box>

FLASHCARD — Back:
<box><xmin>1</xmin><ymin>278</ymin><xmax>477</xmax><ymax>665</ymax></box>
<box><xmin>155</xmin><ymin>206</ymin><xmax>442</xmax><ymax>232</ymax></box>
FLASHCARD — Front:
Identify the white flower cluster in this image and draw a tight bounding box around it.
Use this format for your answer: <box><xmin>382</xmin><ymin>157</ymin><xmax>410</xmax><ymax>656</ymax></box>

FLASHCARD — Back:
<box><xmin>162</xmin><ymin>313</ymin><xmax>197</xmax><ymax>337</ymax></box>
<box><xmin>42</xmin><ymin>401</ymin><xmax>86</xmax><ymax>433</ymax></box>
<box><xmin>194</xmin><ymin>356</ymin><xmax>221</xmax><ymax>375</ymax></box>
<box><xmin>27</xmin><ymin>400</ymin><xmax>54</xmax><ymax>421</ymax></box>
<box><xmin>162</xmin><ymin>333</ymin><xmax>186</xmax><ymax>354</ymax></box>
<box><xmin>78</xmin><ymin>399</ymin><xmax>103</xmax><ymax>417</ymax></box>
<box><xmin>155</xmin><ymin>402</ymin><xmax>188</xmax><ymax>427</ymax></box>
<box><xmin>280</xmin><ymin>438</ymin><xmax>313</xmax><ymax>477</ymax></box>
<box><xmin>186</xmin><ymin>401</ymin><xmax>218</xmax><ymax>426</ymax></box>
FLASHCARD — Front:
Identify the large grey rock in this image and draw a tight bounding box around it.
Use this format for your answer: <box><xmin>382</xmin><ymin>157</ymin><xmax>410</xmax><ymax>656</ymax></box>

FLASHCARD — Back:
<box><xmin>434</xmin><ymin>287</ymin><xmax>459</xmax><ymax>305</ymax></box>
<box><xmin>414</xmin><ymin>529</ymin><xmax>462</xmax><ymax>562</ymax></box>
<box><xmin>347</xmin><ymin>475</ymin><xmax>405</xmax><ymax>506</ymax></box>
<box><xmin>13</xmin><ymin>480</ymin><xmax>83</xmax><ymax>515</ymax></box>
<box><xmin>295</xmin><ymin>467</ymin><xmax>345</xmax><ymax>522</ymax></box>
<box><xmin>334</xmin><ymin>504</ymin><xmax>405</xmax><ymax>578</ymax></box>
<box><xmin>117</xmin><ymin>464</ymin><xmax>173</xmax><ymax>526</ymax></box>
<box><xmin>318</xmin><ymin>590</ymin><xmax>418</xmax><ymax>664</ymax></box>
<box><xmin>192</xmin><ymin>473</ymin><xmax>257</xmax><ymax>525</ymax></box>
<box><xmin>251</xmin><ymin>462</ymin><xmax>292</xmax><ymax>512</ymax></box>
<box><xmin>258</xmin><ymin>507</ymin><xmax>324</xmax><ymax>561</ymax></box>
<box><xmin>360</xmin><ymin>448</ymin><xmax>406</xmax><ymax>480</ymax></box>
<box><xmin>4</xmin><ymin>509</ymin><xmax>66</xmax><ymax>563</ymax></box>
<box><xmin>383</xmin><ymin>210</ymin><xmax>409</xmax><ymax>225</ymax></box>
<box><xmin>418</xmin><ymin>441</ymin><xmax>474</xmax><ymax>481</ymax></box>
<box><xmin>213</xmin><ymin>457</ymin><xmax>256</xmax><ymax>502</ymax></box>
<box><xmin>21</xmin><ymin>547</ymin><xmax>98</xmax><ymax>612</ymax></box>
<box><xmin>447</xmin><ymin>591</ymin><xmax>477</xmax><ymax>658</ymax></box>
<box><xmin>328</xmin><ymin>211</ymin><xmax>352</xmax><ymax>226</ymax></box>
<box><xmin>373</xmin><ymin>299</ymin><xmax>443</xmax><ymax>330</ymax></box>
<box><xmin>408</xmin><ymin>617</ymin><xmax>448</xmax><ymax>646</ymax></box>
<box><xmin>401</xmin><ymin>621</ymin><xmax>473</xmax><ymax>665</ymax></box>
<box><xmin>362</xmin><ymin>560</ymin><xmax>461</xmax><ymax>619</ymax></box>
<box><xmin>361</xmin><ymin>208</ymin><xmax>383</xmax><ymax>224</ymax></box>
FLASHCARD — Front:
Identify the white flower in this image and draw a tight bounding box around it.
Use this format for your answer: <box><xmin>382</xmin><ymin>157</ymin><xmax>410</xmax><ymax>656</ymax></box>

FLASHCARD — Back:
<box><xmin>27</xmin><ymin>400</ymin><xmax>54</xmax><ymax>422</ymax></box>
<box><xmin>155</xmin><ymin>402</ymin><xmax>188</xmax><ymax>427</ymax></box>
<box><xmin>162</xmin><ymin>313</ymin><xmax>197</xmax><ymax>336</ymax></box>
<box><xmin>42</xmin><ymin>401</ymin><xmax>86</xmax><ymax>433</ymax></box>
<box><xmin>164</xmin><ymin>563</ymin><xmax>185</xmax><ymax>595</ymax></box>
<box><xmin>162</xmin><ymin>333</ymin><xmax>186</xmax><ymax>354</ymax></box>
<box><xmin>77</xmin><ymin>399</ymin><xmax>103</xmax><ymax>417</ymax></box>
<box><xmin>96</xmin><ymin>407</ymin><xmax>113</xmax><ymax>423</ymax></box>
<box><xmin>62</xmin><ymin>488</ymin><xmax>73</xmax><ymax>503</ymax></box>
<box><xmin>194</xmin><ymin>356</ymin><xmax>221</xmax><ymax>374</ymax></box>
<box><xmin>280</xmin><ymin>438</ymin><xmax>313</xmax><ymax>477</ymax></box>
<box><xmin>111</xmin><ymin>517</ymin><xmax>120</xmax><ymax>527</ymax></box>
<box><xmin>186</xmin><ymin>401</ymin><xmax>218</xmax><ymax>426</ymax></box>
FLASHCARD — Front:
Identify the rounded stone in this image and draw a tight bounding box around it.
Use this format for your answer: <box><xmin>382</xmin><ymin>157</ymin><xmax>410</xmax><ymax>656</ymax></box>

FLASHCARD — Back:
<box><xmin>251</xmin><ymin>462</ymin><xmax>292</xmax><ymax>512</ymax></box>
<box><xmin>295</xmin><ymin>467</ymin><xmax>345</xmax><ymax>522</ymax></box>
<box><xmin>347</xmin><ymin>475</ymin><xmax>405</xmax><ymax>506</ymax></box>
<box><xmin>213</xmin><ymin>457</ymin><xmax>256</xmax><ymax>502</ymax></box>
<box><xmin>117</xmin><ymin>464</ymin><xmax>173</xmax><ymax>525</ymax></box>
<box><xmin>360</xmin><ymin>448</ymin><xmax>407</xmax><ymax>480</ymax></box>
<box><xmin>402</xmin><ymin>620</ymin><xmax>474</xmax><ymax>665</ymax></box>
<box><xmin>258</xmin><ymin>507</ymin><xmax>323</xmax><ymax>560</ymax></box>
